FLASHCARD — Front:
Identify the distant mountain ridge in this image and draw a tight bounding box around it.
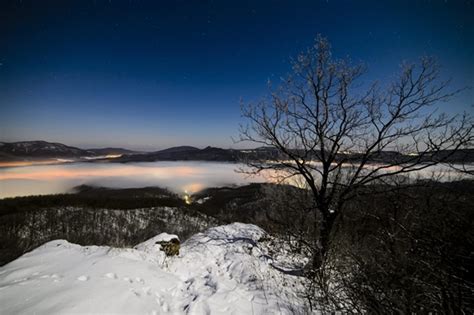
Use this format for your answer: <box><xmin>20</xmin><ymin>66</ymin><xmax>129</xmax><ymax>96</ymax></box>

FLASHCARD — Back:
<box><xmin>0</xmin><ymin>141</ymin><xmax>94</xmax><ymax>160</ymax></box>
<box><xmin>0</xmin><ymin>141</ymin><xmax>138</xmax><ymax>161</ymax></box>
<box><xmin>1</xmin><ymin>140</ymin><xmax>473</xmax><ymax>164</ymax></box>
<box><xmin>0</xmin><ymin>141</ymin><xmax>240</xmax><ymax>162</ymax></box>
<box><xmin>86</xmin><ymin>147</ymin><xmax>140</xmax><ymax>156</ymax></box>
<box><xmin>116</xmin><ymin>146</ymin><xmax>238</xmax><ymax>162</ymax></box>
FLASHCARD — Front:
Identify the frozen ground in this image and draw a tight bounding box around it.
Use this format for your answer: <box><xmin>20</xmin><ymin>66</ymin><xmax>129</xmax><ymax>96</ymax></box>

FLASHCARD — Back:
<box><xmin>0</xmin><ymin>223</ymin><xmax>309</xmax><ymax>314</ymax></box>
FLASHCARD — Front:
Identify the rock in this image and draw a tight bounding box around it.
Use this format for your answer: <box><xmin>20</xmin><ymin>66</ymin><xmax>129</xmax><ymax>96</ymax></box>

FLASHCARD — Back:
<box><xmin>134</xmin><ymin>233</ymin><xmax>180</xmax><ymax>256</ymax></box>
<box><xmin>156</xmin><ymin>238</ymin><xmax>180</xmax><ymax>256</ymax></box>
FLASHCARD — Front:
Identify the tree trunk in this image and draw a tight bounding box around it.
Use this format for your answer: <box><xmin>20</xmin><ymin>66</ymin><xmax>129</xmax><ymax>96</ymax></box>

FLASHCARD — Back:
<box><xmin>308</xmin><ymin>207</ymin><xmax>337</xmax><ymax>273</ymax></box>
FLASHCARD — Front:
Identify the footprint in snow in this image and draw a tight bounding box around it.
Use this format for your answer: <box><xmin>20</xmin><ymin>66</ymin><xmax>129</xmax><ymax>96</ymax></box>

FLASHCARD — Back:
<box><xmin>77</xmin><ymin>275</ymin><xmax>89</xmax><ymax>281</ymax></box>
<box><xmin>135</xmin><ymin>277</ymin><xmax>145</xmax><ymax>284</ymax></box>
<box><xmin>104</xmin><ymin>272</ymin><xmax>117</xmax><ymax>279</ymax></box>
<box><xmin>142</xmin><ymin>286</ymin><xmax>151</xmax><ymax>296</ymax></box>
<box><xmin>155</xmin><ymin>292</ymin><xmax>170</xmax><ymax>311</ymax></box>
<box><xmin>129</xmin><ymin>288</ymin><xmax>140</xmax><ymax>297</ymax></box>
<box><xmin>123</xmin><ymin>277</ymin><xmax>133</xmax><ymax>283</ymax></box>
<box><xmin>155</xmin><ymin>293</ymin><xmax>163</xmax><ymax>305</ymax></box>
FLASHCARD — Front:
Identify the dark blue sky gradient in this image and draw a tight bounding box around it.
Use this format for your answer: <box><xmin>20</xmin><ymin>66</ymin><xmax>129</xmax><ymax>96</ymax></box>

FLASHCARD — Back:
<box><xmin>1</xmin><ymin>0</ymin><xmax>473</xmax><ymax>150</ymax></box>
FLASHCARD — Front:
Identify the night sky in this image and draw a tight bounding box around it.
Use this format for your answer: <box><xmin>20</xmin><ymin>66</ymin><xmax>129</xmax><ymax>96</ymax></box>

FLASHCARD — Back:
<box><xmin>1</xmin><ymin>0</ymin><xmax>473</xmax><ymax>150</ymax></box>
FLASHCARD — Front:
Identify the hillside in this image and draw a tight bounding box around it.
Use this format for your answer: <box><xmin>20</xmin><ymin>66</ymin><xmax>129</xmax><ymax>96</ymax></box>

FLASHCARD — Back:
<box><xmin>0</xmin><ymin>141</ymin><xmax>94</xmax><ymax>160</ymax></box>
<box><xmin>0</xmin><ymin>223</ymin><xmax>308</xmax><ymax>314</ymax></box>
<box><xmin>2</xmin><ymin>141</ymin><xmax>473</xmax><ymax>164</ymax></box>
<box><xmin>116</xmin><ymin>146</ymin><xmax>238</xmax><ymax>162</ymax></box>
<box><xmin>86</xmin><ymin>147</ymin><xmax>140</xmax><ymax>156</ymax></box>
<box><xmin>0</xmin><ymin>141</ymin><xmax>138</xmax><ymax>161</ymax></box>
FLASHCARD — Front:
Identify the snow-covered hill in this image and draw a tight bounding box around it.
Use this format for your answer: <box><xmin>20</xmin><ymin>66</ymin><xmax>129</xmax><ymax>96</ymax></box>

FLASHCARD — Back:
<box><xmin>0</xmin><ymin>141</ymin><xmax>94</xmax><ymax>158</ymax></box>
<box><xmin>0</xmin><ymin>223</ymin><xmax>309</xmax><ymax>314</ymax></box>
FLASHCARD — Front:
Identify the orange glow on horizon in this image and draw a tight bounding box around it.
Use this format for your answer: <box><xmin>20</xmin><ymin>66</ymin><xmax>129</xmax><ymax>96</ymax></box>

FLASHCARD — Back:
<box><xmin>0</xmin><ymin>160</ymin><xmax>72</xmax><ymax>168</ymax></box>
<box><xmin>0</xmin><ymin>162</ymin><xmax>268</xmax><ymax>199</ymax></box>
<box><xmin>183</xmin><ymin>182</ymin><xmax>205</xmax><ymax>193</ymax></box>
<box><xmin>0</xmin><ymin>164</ymin><xmax>218</xmax><ymax>182</ymax></box>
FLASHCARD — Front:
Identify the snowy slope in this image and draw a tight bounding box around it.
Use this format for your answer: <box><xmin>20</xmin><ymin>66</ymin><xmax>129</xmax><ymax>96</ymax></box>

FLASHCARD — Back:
<box><xmin>0</xmin><ymin>223</ymin><xmax>309</xmax><ymax>314</ymax></box>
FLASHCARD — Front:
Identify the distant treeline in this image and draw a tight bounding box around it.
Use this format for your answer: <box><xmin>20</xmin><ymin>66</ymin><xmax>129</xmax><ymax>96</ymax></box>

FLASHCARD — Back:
<box><xmin>0</xmin><ymin>186</ymin><xmax>185</xmax><ymax>216</ymax></box>
<box><xmin>0</xmin><ymin>186</ymin><xmax>216</xmax><ymax>266</ymax></box>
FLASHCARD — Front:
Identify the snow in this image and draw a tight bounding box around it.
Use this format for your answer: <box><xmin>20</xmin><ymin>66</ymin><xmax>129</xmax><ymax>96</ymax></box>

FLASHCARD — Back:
<box><xmin>134</xmin><ymin>233</ymin><xmax>179</xmax><ymax>256</ymax></box>
<box><xmin>196</xmin><ymin>196</ymin><xmax>211</xmax><ymax>204</ymax></box>
<box><xmin>0</xmin><ymin>223</ymin><xmax>308</xmax><ymax>314</ymax></box>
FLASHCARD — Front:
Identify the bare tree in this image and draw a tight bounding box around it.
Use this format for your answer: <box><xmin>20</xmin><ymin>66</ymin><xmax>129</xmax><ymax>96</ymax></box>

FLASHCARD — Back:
<box><xmin>238</xmin><ymin>35</ymin><xmax>473</xmax><ymax>275</ymax></box>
